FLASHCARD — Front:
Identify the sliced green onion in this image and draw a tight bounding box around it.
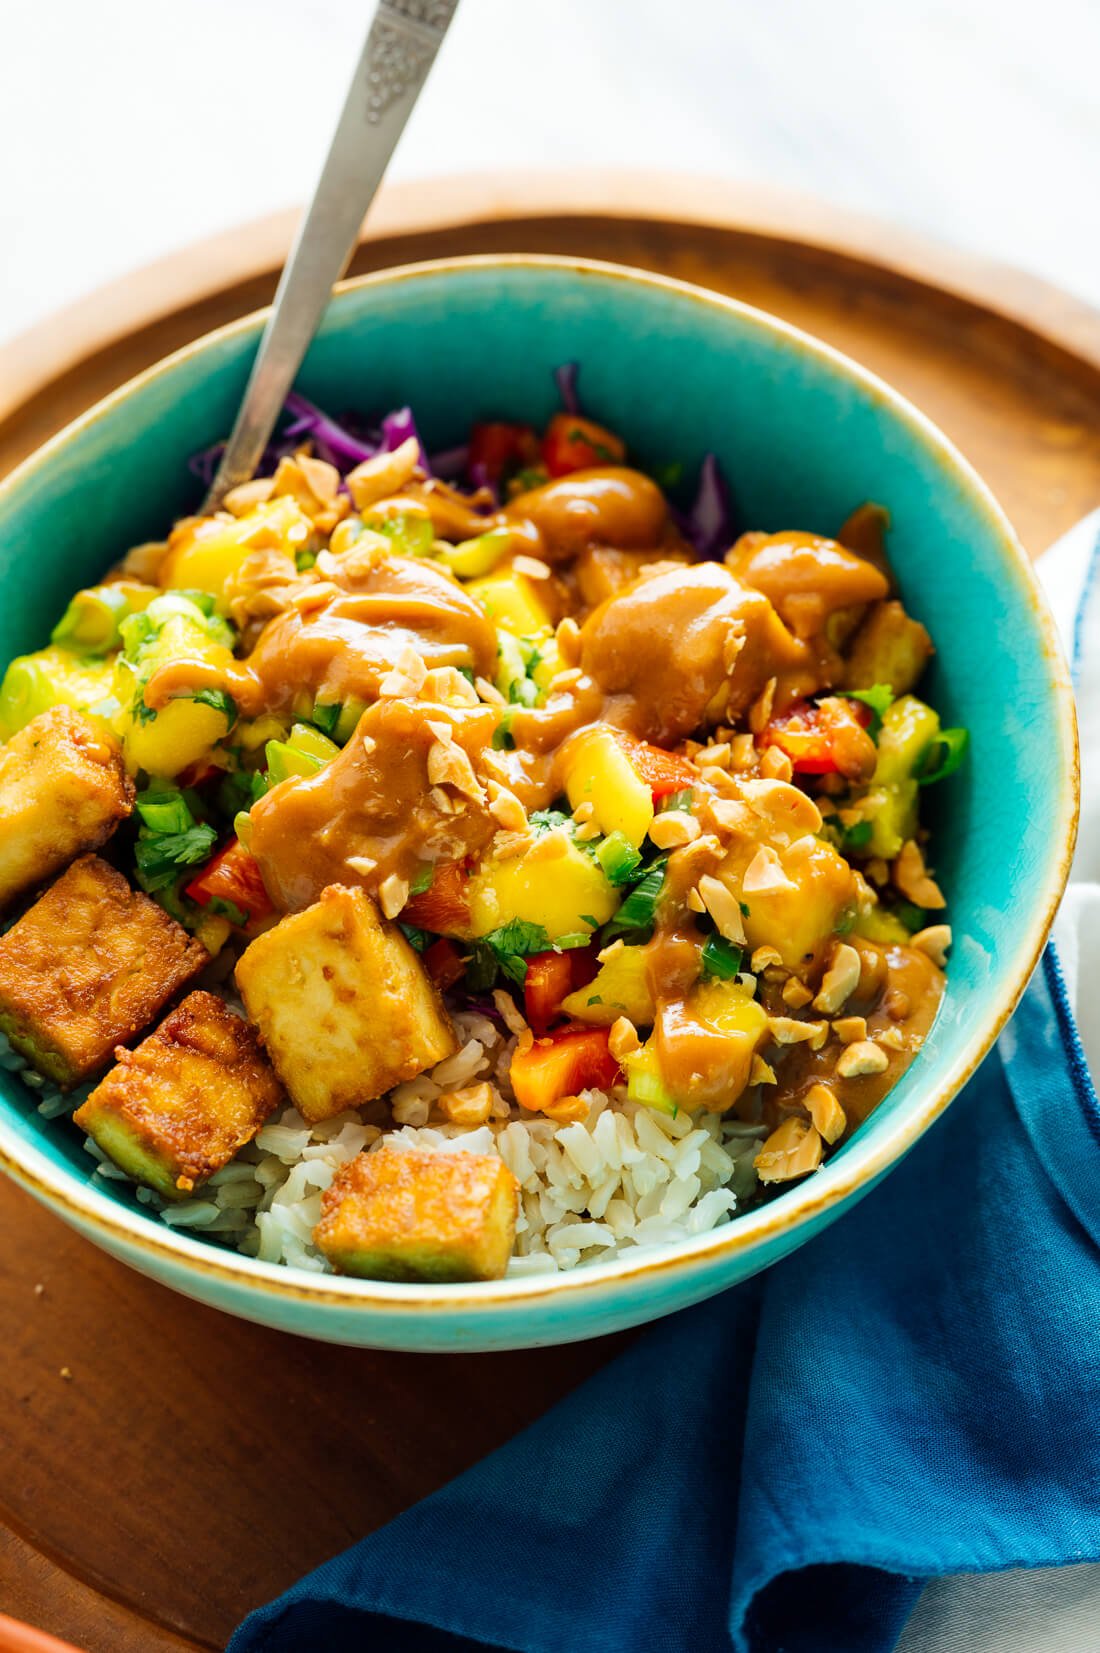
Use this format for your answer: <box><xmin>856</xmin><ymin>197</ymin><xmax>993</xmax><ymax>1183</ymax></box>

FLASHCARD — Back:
<box><xmin>334</xmin><ymin>699</ymin><xmax>366</xmax><ymax>744</ymax></box>
<box><xmin>625</xmin><ymin>1061</ymin><xmax>677</xmax><ymax>1116</ymax></box>
<box><xmin>51</xmin><ymin>585</ymin><xmax>133</xmax><ymax>654</ymax></box>
<box><xmin>311</xmin><ymin>701</ymin><xmax>341</xmax><ymax>737</ymax></box>
<box><xmin>265</xmin><ymin>739</ymin><xmax>325</xmax><ymax>785</ymax></box>
<box><xmin>363</xmin><ymin>509</ymin><xmax>434</xmax><ymax>558</ymax></box>
<box><xmin>602</xmin><ymin>858</ymin><xmax>668</xmax><ymax>943</ymax></box>
<box><xmin>136</xmin><ymin>789</ymin><xmax>194</xmax><ymax>834</ymax></box>
<box><xmin>701</xmin><ymin>934</ymin><xmax>743</xmax><ymax>980</ymax></box>
<box><xmin>596</xmin><ymin>832</ymin><xmax>643</xmax><ymax>887</ymax></box>
<box><xmin>915</xmin><ymin>726</ymin><xmax>969</xmax><ymax>785</ymax></box>
<box><xmin>657</xmin><ymin>788</ymin><xmax>694</xmax><ymax>813</ymax></box>
<box><xmin>437</xmin><ymin>528</ymin><xmax>514</xmax><ymax>578</ymax></box>
<box><xmin>287</xmin><ymin>722</ymin><xmax>340</xmax><ymax>765</ymax></box>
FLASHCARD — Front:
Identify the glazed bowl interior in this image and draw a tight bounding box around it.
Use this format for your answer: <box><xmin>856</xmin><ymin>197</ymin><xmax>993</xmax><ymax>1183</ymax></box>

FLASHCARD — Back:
<box><xmin>0</xmin><ymin>256</ymin><xmax>1076</xmax><ymax>1349</ymax></box>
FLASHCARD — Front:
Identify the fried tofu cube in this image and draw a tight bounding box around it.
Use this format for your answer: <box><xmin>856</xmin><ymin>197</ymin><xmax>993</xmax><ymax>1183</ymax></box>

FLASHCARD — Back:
<box><xmin>844</xmin><ymin>600</ymin><xmax>933</xmax><ymax>696</ymax></box>
<box><xmin>314</xmin><ymin>1149</ymin><xmax>519</xmax><ymax>1282</ymax></box>
<box><xmin>0</xmin><ymin>855</ymin><xmax>208</xmax><ymax>1085</ymax></box>
<box><xmin>74</xmin><ymin>991</ymin><xmax>283</xmax><ymax>1199</ymax></box>
<box><xmin>235</xmin><ymin>884</ymin><xmax>456</xmax><ymax>1122</ymax></box>
<box><xmin>0</xmin><ymin>707</ymin><xmax>134</xmax><ymax>910</ymax></box>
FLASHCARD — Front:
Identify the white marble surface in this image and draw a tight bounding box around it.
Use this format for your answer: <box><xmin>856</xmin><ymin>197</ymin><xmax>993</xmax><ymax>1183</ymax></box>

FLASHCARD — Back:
<box><xmin>0</xmin><ymin>0</ymin><xmax>1098</xmax><ymax>347</ymax></box>
<box><xmin>1</xmin><ymin>4</ymin><xmax>1098</xmax><ymax>1649</ymax></box>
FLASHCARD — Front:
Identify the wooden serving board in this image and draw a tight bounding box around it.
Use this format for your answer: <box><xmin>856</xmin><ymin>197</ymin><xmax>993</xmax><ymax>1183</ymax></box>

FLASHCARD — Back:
<box><xmin>1</xmin><ymin>172</ymin><xmax>1098</xmax><ymax>1652</ymax></box>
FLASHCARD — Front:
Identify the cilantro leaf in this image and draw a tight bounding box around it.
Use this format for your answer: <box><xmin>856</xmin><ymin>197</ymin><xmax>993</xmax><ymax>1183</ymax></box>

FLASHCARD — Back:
<box><xmin>409</xmin><ymin>864</ymin><xmax>434</xmax><ymax>896</ymax></box>
<box><xmin>841</xmin><ymin>683</ymin><xmax>894</xmax><ymax>736</ymax></box>
<box><xmin>134</xmin><ymin>823</ymin><xmax>217</xmax><ymax>891</ymax></box>
<box><xmin>701</xmin><ymin>934</ymin><xmax>743</xmax><ymax>980</ymax></box>
<box><xmin>184</xmin><ymin>687</ymin><xmax>237</xmax><ymax>722</ymax></box>
<box><xmin>601</xmin><ymin>857</ymin><xmax>668</xmax><ymax>943</ymax></box>
<box><xmin>398</xmin><ymin>923</ymin><xmax>429</xmax><ymax>953</ymax></box>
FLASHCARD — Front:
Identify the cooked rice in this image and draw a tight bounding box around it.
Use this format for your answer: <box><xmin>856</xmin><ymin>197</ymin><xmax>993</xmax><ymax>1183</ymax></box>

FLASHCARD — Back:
<box><xmin>0</xmin><ymin>1006</ymin><xmax>767</xmax><ymax>1278</ymax></box>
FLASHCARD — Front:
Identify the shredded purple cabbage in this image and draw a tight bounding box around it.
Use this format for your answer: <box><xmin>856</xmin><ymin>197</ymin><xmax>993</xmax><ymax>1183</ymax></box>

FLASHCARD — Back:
<box><xmin>281</xmin><ymin>392</ymin><xmax>376</xmax><ymax>470</ymax></box>
<box><xmin>467</xmin><ymin>460</ymin><xmax>499</xmax><ymax>503</ymax></box>
<box><xmin>685</xmin><ymin>452</ymin><xmax>733</xmax><ymax>556</ymax></box>
<box><xmin>379</xmin><ymin>405</ymin><xmax>429</xmax><ymax>471</ymax></box>
<box><xmin>461</xmin><ymin>996</ymin><xmax>508</xmax><ymax>1028</ymax></box>
<box><xmin>429</xmin><ymin>443</ymin><xmax>470</xmax><ymax>482</ymax></box>
<box><xmin>554</xmin><ymin>361</ymin><xmax>580</xmax><ymax>414</ymax></box>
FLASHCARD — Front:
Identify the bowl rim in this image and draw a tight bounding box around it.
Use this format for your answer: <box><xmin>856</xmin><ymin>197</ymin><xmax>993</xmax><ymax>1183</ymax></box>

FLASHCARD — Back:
<box><xmin>0</xmin><ymin>252</ymin><xmax>1080</xmax><ymax>1319</ymax></box>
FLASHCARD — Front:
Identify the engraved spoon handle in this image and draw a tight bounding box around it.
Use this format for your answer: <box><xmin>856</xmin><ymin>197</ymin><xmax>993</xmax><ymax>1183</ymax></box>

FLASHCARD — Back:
<box><xmin>203</xmin><ymin>0</ymin><xmax>460</xmax><ymax>511</ymax></box>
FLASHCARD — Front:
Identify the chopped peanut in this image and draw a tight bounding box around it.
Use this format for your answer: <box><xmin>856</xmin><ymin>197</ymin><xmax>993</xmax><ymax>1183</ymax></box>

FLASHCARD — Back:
<box><xmin>542</xmin><ymin>1094</ymin><xmax>591</xmax><ymax>1123</ymax></box>
<box><xmin>754</xmin><ymin>1117</ymin><xmax>824</xmax><ymax>1183</ymax></box>
<box><xmin>345</xmin><ymin>438</ymin><xmax>421</xmax><ymax>511</ymax></box>
<box><xmin>836</xmin><ymin>1040</ymin><xmax>890</xmax><ymax>1078</ymax></box>
<box><xmin>910</xmin><ymin>924</ymin><xmax>952</xmax><ymax>968</ymax></box>
<box><xmin>892</xmin><ymin>840</ymin><xmax>946</xmax><ymax>909</ymax></box>
<box><xmin>812</xmin><ymin>942</ymin><xmax>862</xmax><ymax>1015</ymax></box>
<box><xmin>438</xmin><ymin>1083</ymin><xmax>495</xmax><ymax>1125</ymax></box>
<box><xmin>378</xmin><ymin>873</ymin><xmax>409</xmax><ymax>920</ymax></box>
<box><xmin>747</xmin><ymin>676</ymin><xmax>777</xmax><ymax>734</ymax></box>
<box><xmin>697</xmin><ymin>873</ymin><xmax>747</xmax><ymax>944</ymax></box>
<box><xmin>649</xmin><ymin>811</ymin><xmax>701</xmax><ymax>849</ymax></box>
<box><xmin>767</xmin><ymin>1016</ymin><xmax>829</xmax><ymax>1050</ymax></box>
<box><xmin>749</xmin><ymin>1054</ymin><xmax>777</xmax><ymax>1086</ymax></box>
<box><xmin>831</xmin><ymin>1015</ymin><xmax>867</xmax><ymax>1045</ymax></box>
<box><xmin>608</xmin><ymin>1017</ymin><xmax>641</xmax><ymax>1060</ymax></box>
<box><xmin>804</xmin><ymin>1082</ymin><xmax>847</xmax><ymax>1144</ymax></box>
<box><xmin>781</xmin><ymin>978</ymin><xmax>814</xmax><ymax>1010</ymax></box>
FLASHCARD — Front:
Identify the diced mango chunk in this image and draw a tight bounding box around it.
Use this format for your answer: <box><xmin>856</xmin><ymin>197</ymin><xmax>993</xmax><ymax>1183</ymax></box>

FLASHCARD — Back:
<box><xmin>467</xmin><ymin>829</ymin><xmax>618</xmax><ymax>941</ymax></box>
<box><xmin>158</xmin><ymin>496</ymin><xmax>314</xmax><ymax>608</ymax></box>
<box><xmin>561</xmin><ymin>944</ymin><xmax>654</xmax><ymax>1026</ymax></box>
<box><xmin>314</xmin><ymin>1148</ymin><xmax>519</xmax><ymax>1282</ymax></box>
<box><xmin>0</xmin><ymin>708</ymin><xmax>134</xmax><ymax>910</ymax></box>
<box><xmin>561</xmin><ymin>725</ymin><xmax>654</xmax><ymax>848</ymax></box>
<box><xmin>0</xmin><ymin>646</ymin><xmax>117</xmax><ymax>740</ymax></box>
<box><xmin>466</xmin><ymin>570</ymin><xmax>553</xmax><ymax>635</ymax></box>
<box><xmin>73</xmin><ymin>991</ymin><xmax>283</xmax><ymax>1199</ymax></box>
<box><xmin>844</xmin><ymin>600</ymin><xmax>932</xmax><ymax>696</ymax></box>
<box><xmin>654</xmin><ymin>980</ymin><xmax>769</xmax><ymax>1112</ymax></box>
<box><xmin>235</xmin><ymin>885</ymin><xmax>456</xmax><ymax>1122</ymax></box>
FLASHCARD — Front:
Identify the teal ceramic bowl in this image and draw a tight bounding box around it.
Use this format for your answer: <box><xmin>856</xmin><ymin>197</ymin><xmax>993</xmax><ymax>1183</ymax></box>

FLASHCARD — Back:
<box><xmin>0</xmin><ymin>256</ymin><xmax>1077</xmax><ymax>1351</ymax></box>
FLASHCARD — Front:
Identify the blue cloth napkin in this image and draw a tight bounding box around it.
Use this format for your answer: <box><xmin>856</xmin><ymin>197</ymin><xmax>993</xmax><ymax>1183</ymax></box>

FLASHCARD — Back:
<box><xmin>230</xmin><ymin>958</ymin><xmax>1100</xmax><ymax>1653</ymax></box>
<box><xmin>231</xmin><ymin>517</ymin><xmax>1100</xmax><ymax>1653</ymax></box>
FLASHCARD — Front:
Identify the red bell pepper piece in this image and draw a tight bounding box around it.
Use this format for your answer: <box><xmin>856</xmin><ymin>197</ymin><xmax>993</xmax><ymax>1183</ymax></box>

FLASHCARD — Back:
<box><xmin>402</xmin><ymin>859</ymin><xmax>471</xmax><ymax>936</ymax></box>
<box><xmin>610</xmin><ymin>729</ymin><xmax>698</xmax><ymax>800</ymax></box>
<box><xmin>523</xmin><ymin>947</ymin><xmax>599</xmax><ymax>1036</ymax></box>
<box><xmin>540</xmin><ymin>413</ymin><xmax>626</xmax><ymax>478</ymax></box>
<box><xmin>510</xmin><ymin>1023</ymin><xmax>622</xmax><ymax>1113</ymax></box>
<box><xmin>760</xmin><ymin>698</ymin><xmax>872</xmax><ymax>776</ymax></box>
<box><xmin>468</xmin><ymin>421</ymin><xmax>539</xmax><ymax>484</ymax></box>
<box><xmin>423</xmin><ymin>937</ymin><xmax>466</xmax><ymax>991</ymax></box>
<box><xmin>184</xmin><ymin>837</ymin><xmax>273</xmax><ymax>926</ymax></box>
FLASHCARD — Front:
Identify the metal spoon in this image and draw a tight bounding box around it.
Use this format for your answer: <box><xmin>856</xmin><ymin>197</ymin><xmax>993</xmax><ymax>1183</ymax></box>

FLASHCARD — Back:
<box><xmin>203</xmin><ymin>0</ymin><xmax>460</xmax><ymax>512</ymax></box>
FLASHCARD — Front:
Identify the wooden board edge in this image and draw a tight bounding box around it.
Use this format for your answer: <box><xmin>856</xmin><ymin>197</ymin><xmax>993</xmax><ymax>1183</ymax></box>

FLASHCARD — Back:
<box><xmin>3</xmin><ymin>169</ymin><xmax>1100</xmax><ymax>429</ymax></box>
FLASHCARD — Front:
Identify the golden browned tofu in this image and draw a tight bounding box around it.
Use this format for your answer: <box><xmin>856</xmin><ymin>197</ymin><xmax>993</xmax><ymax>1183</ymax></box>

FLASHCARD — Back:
<box><xmin>314</xmin><ymin>1149</ymin><xmax>519</xmax><ymax>1281</ymax></box>
<box><xmin>0</xmin><ymin>707</ymin><xmax>134</xmax><ymax>910</ymax></box>
<box><xmin>235</xmin><ymin>885</ymin><xmax>456</xmax><ymax>1122</ymax></box>
<box><xmin>844</xmin><ymin>600</ymin><xmax>933</xmax><ymax>696</ymax></box>
<box><xmin>74</xmin><ymin>991</ymin><xmax>283</xmax><ymax>1199</ymax></box>
<box><xmin>0</xmin><ymin>855</ymin><xmax>208</xmax><ymax>1085</ymax></box>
